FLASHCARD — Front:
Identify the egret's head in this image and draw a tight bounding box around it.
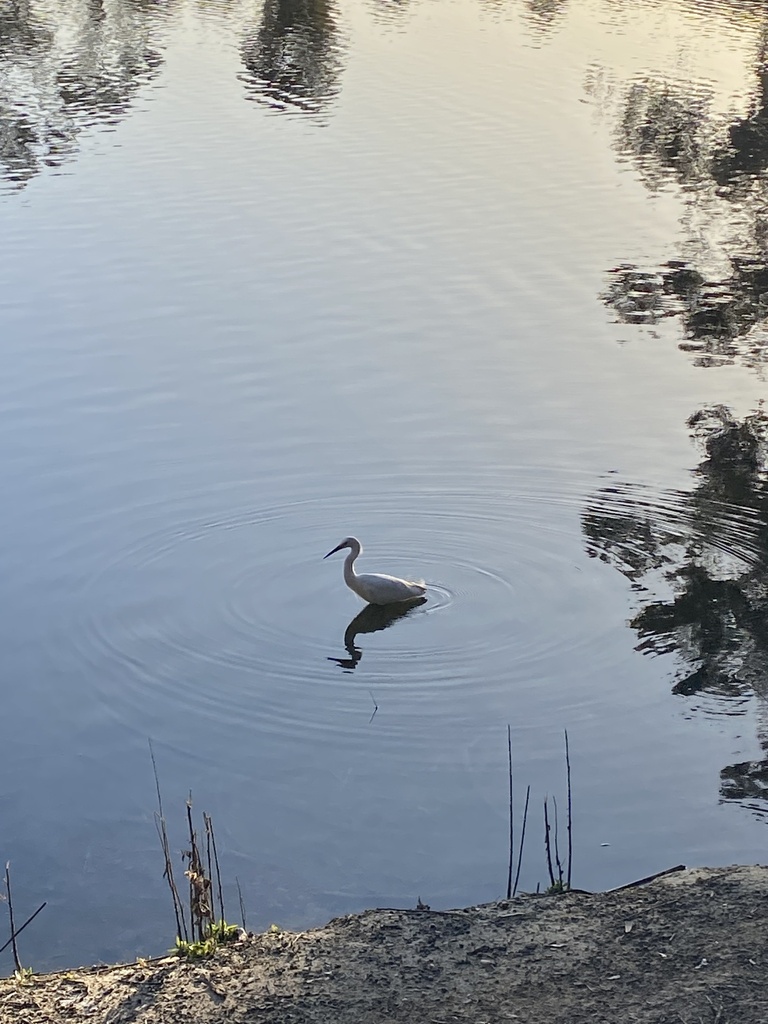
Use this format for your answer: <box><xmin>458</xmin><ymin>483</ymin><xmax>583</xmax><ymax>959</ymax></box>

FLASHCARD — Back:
<box><xmin>324</xmin><ymin>536</ymin><xmax>360</xmax><ymax>559</ymax></box>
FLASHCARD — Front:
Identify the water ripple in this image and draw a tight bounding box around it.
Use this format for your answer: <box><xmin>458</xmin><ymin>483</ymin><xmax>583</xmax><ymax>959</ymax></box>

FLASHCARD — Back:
<box><xmin>59</xmin><ymin>478</ymin><xmax>626</xmax><ymax>740</ymax></box>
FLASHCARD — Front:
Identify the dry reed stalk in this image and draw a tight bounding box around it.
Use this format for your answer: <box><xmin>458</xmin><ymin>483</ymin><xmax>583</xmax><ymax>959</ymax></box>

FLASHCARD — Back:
<box><xmin>512</xmin><ymin>784</ymin><xmax>530</xmax><ymax>897</ymax></box>
<box><xmin>506</xmin><ymin>724</ymin><xmax>514</xmax><ymax>900</ymax></box>
<box><xmin>565</xmin><ymin>728</ymin><xmax>573</xmax><ymax>889</ymax></box>
<box><xmin>149</xmin><ymin>740</ymin><xmax>188</xmax><ymax>942</ymax></box>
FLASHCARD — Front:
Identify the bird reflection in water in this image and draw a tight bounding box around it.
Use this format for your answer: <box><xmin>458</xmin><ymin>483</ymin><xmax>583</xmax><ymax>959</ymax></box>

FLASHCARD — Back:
<box><xmin>328</xmin><ymin>597</ymin><xmax>426</xmax><ymax>671</ymax></box>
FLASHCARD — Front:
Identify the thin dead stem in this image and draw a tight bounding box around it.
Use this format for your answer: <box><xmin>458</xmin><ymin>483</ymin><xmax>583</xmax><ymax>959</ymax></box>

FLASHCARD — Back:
<box><xmin>552</xmin><ymin>795</ymin><xmax>564</xmax><ymax>888</ymax></box>
<box><xmin>236</xmin><ymin>876</ymin><xmax>247</xmax><ymax>931</ymax></box>
<box><xmin>4</xmin><ymin>862</ymin><xmax>21</xmax><ymax>973</ymax></box>
<box><xmin>512</xmin><ymin>784</ymin><xmax>530</xmax><ymax>897</ymax></box>
<box><xmin>0</xmin><ymin>901</ymin><xmax>46</xmax><ymax>957</ymax></box>
<box><xmin>543</xmin><ymin>798</ymin><xmax>555</xmax><ymax>889</ymax></box>
<box><xmin>184</xmin><ymin>797</ymin><xmax>213</xmax><ymax>942</ymax></box>
<box><xmin>205</xmin><ymin>813</ymin><xmax>225</xmax><ymax>924</ymax></box>
<box><xmin>149</xmin><ymin>740</ymin><xmax>188</xmax><ymax>942</ymax></box>
<box><xmin>564</xmin><ymin>728</ymin><xmax>573</xmax><ymax>889</ymax></box>
<box><xmin>506</xmin><ymin>724</ymin><xmax>514</xmax><ymax>900</ymax></box>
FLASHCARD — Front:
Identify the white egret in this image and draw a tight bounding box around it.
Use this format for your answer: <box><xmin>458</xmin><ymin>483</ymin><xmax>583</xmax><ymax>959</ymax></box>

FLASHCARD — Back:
<box><xmin>324</xmin><ymin>537</ymin><xmax>427</xmax><ymax>605</ymax></box>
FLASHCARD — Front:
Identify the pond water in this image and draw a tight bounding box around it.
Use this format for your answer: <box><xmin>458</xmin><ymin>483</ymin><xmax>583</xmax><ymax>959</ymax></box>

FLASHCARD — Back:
<box><xmin>2</xmin><ymin>0</ymin><xmax>768</xmax><ymax>971</ymax></box>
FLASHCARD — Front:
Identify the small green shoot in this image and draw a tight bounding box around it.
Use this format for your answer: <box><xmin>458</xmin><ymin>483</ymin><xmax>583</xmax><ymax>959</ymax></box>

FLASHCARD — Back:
<box><xmin>173</xmin><ymin>920</ymin><xmax>240</xmax><ymax>959</ymax></box>
<box><xmin>546</xmin><ymin>880</ymin><xmax>569</xmax><ymax>895</ymax></box>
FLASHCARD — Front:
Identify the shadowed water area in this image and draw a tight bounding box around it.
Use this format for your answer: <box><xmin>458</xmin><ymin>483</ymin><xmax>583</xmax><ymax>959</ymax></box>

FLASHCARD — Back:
<box><xmin>2</xmin><ymin>0</ymin><xmax>768</xmax><ymax>971</ymax></box>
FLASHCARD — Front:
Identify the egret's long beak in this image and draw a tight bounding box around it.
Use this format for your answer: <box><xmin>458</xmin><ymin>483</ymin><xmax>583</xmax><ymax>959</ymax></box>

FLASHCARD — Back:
<box><xmin>324</xmin><ymin>542</ymin><xmax>346</xmax><ymax>559</ymax></box>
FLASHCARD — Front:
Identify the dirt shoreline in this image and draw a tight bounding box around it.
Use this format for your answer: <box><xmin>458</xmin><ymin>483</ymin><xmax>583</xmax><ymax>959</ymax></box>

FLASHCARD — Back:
<box><xmin>2</xmin><ymin>865</ymin><xmax>767</xmax><ymax>1023</ymax></box>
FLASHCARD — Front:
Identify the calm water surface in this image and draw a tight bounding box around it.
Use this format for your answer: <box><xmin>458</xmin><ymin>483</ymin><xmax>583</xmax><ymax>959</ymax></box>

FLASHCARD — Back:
<box><xmin>2</xmin><ymin>0</ymin><xmax>768</xmax><ymax>969</ymax></box>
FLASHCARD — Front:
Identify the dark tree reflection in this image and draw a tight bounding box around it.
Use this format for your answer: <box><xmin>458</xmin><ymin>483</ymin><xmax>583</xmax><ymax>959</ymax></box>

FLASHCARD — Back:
<box><xmin>0</xmin><ymin>0</ymin><xmax>171</xmax><ymax>189</ymax></box>
<box><xmin>615</xmin><ymin>77</ymin><xmax>713</xmax><ymax>190</ymax></box>
<box><xmin>241</xmin><ymin>0</ymin><xmax>344</xmax><ymax>116</ymax></box>
<box><xmin>714</xmin><ymin>38</ymin><xmax>768</xmax><ymax>183</ymax></box>
<box><xmin>520</xmin><ymin>0</ymin><xmax>569</xmax><ymax>37</ymax></box>
<box><xmin>720</xmin><ymin>757</ymin><xmax>768</xmax><ymax>810</ymax></box>
<box><xmin>369</xmin><ymin>0</ymin><xmax>410</xmax><ymax>27</ymax></box>
<box><xmin>602</xmin><ymin>257</ymin><xmax>768</xmax><ymax>371</ymax></box>
<box><xmin>598</xmin><ymin>17</ymin><xmax>768</xmax><ymax>373</ymax></box>
<box><xmin>583</xmin><ymin>405</ymin><xmax>768</xmax><ymax>810</ymax></box>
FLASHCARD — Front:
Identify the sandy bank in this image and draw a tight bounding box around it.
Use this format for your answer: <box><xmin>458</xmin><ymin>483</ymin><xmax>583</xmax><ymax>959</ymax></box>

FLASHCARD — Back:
<box><xmin>2</xmin><ymin>865</ymin><xmax>766</xmax><ymax>1023</ymax></box>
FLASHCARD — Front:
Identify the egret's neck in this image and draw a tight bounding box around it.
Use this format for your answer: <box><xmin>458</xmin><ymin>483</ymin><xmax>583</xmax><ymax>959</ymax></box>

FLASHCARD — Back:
<box><xmin>343</xmin><ymin>544</ymin><xmax>361</xmax><ymax>586</ymax></box>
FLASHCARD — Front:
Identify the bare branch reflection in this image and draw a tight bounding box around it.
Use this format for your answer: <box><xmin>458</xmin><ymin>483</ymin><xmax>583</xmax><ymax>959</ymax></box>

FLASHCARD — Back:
<box><xmin>328</xmin><ymin>597</ymin><xmax>426</xmax><ymax>671</ymax></box>
<box><xmin>241</xmin><ymin>0</ymin><xmax>345</xmax><ymax>116</ymax></box>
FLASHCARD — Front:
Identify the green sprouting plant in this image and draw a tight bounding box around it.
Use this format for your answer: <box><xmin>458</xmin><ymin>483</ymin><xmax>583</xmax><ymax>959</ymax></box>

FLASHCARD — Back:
<box><xmin>211</xmin><ymin>920</ymin><xmax>240</xmax><ymax>944</ymax></box>
<box><xmin>13</xmin><ymin>966</ymin><xmax>34</xmax><ymax>985</ymax></box>
<box><xmin>546</xmin><ymin>880</ymin><xmax>568</xmax><ymax>895</ymax></box>
<box><xmin>175</xmin><ymin>935</ymin><xmax>217</xmax><ymax>959</ymax></box>
<box><xmin>173</xmin><ymin>919</ymin><xmax>240</xmax><ymax>959</ymax></box>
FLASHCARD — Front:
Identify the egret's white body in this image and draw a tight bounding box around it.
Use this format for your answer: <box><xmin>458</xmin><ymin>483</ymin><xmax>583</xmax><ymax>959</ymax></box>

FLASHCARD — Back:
<box><xmin>324</xmin><ymin>537</ymin><xmax>426</xmax><ymax>606</ymax></box>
